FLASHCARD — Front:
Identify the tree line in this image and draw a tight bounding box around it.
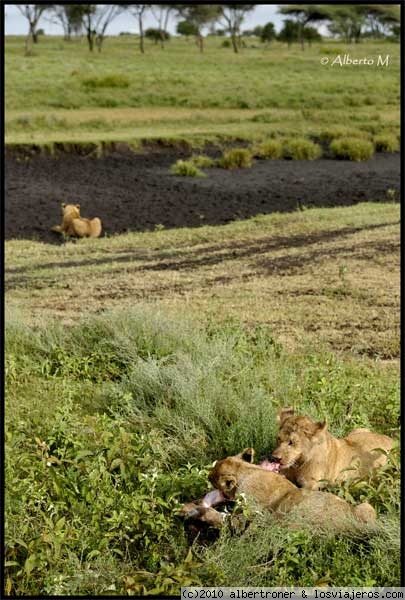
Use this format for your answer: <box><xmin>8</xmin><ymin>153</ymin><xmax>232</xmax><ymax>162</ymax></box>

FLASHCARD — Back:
<box><xmin>15</xmin><ymin>4</ymin><xmax>400</xmax><ymax>54</ymax></box>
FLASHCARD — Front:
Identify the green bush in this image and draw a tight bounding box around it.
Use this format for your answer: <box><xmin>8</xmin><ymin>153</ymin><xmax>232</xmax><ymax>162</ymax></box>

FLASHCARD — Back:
<box><xmin>283</xmin><ymin>138</ymin><xmax>322</xmax><ymax>160</ymax></box>
<box><xmin>170</xmin><ymin>159</ymin><xmax>206</xmax><ymax>177</ymax></box>
<box><xmin>374</xmin><ymin>135</ymin><xmax>399</xmax><ymax>153</ymax></box>
<box><xmin>190</xmin><ymin>154</ymin><xmax>216</xmax><ymax>168</ymax></box>
<box><xmin>81</xmin><ymin>74</ymin><xmax>130</xmax><ymax>89</ymax></box>
<box><xmin>253</xmin><ymin>140</ymin><xmax>283</xmax><ymax>159</ymax></box>
<box><xmin>330</xmin><ymin>138</ymin><xmax>375</xmax><ymax>161</ymax></box>
<box><xmin>218</xmin><ymin>148</ymin><xmax>253</xmax><ymax>169</ymax></box>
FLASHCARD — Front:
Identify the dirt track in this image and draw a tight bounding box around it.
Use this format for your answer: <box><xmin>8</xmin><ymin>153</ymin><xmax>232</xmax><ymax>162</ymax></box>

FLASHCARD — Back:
<box><xmin>5</xmin><ymin>149</ymin><xmax>400</xmax><ymax>244</ymax></box>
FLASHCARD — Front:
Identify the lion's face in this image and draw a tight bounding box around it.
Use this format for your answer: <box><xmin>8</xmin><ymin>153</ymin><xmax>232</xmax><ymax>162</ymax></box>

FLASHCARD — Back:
<box><xmin>272</xmin><ymin>408</ymin><xmax>327</xmax><ymax>470</ymax></box>
<box><xmin>208</xmin><ymin>449</ymin><xmax>254</xmax><ymax>499</ymax></box>
<box><xmin>61</xmin><ymin>203</ymin><xmax>81</xmax><ymax>219</ymax></box>
<box><xmin>209</xmin><ymin>457</ymin><xmax>240</xmax><ymax>499</ymax></box>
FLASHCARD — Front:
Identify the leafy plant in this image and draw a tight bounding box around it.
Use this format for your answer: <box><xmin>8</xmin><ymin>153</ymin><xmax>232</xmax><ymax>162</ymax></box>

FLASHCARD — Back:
<box><xmin>170</xmin><ymin>159</ymin><xmax>206</xmax><ymax>177</ymax></box>
<box><xmin>253</xmin><ymin>139</ymin><xmax>283</xmax><ymax>159</ymax></box>
<box><xmin>218</xmin><ymin>148</ymin><xmax>253</xmax><ymax>169</ymax></box>
<box><xmin>283</xmin><ymin>138</ymin><xmax>322</xmax><ymax>160</ymax></box>
<box><xmin>330</xmin><ymin>138</ymin><xmax>375</xmax><ymax>161</ymax></box>
<box><xmin>374</xmin><ymin>135</ymin><xmax>399</xmax><ymax>153</ymax></box>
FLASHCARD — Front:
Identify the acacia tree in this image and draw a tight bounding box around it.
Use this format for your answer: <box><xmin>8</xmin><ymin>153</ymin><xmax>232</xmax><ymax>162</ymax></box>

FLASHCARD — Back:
<box><xmin>218</xmin><ymin>5</ymin><xmax>256</xmax><ymax>53</ymax></box>
<box><xmin>150</xmin><ymin>4</ymin><xmax>175</xmax><ymax>48</ymax></box>
<box><xmin>128</xmin><ymin>5</ymin><xmax>150</xmax><ymax>53</ymax></box>
<box><xmin>278</xmin><ymin>5</ymin><xmax>329</xmax><ymax>50</ymax></box>
<box><xmin>175</xmin><ymin>5</ymin><xmax>221</xmax><ymax>52</ymax></box>
<box><xmin>16</xmin><ymin>4</ymin><xmax>52</xmax><ymax>43</ymax></box>
<box><xmin>48</xmin><ymin>5</ymin><xmax>84</xmax><ymax>40</ymax></box>
<box><xmin>81</xmin><ymin>4</ymin><xmax>124</xmax><ymax>51</ymax></box>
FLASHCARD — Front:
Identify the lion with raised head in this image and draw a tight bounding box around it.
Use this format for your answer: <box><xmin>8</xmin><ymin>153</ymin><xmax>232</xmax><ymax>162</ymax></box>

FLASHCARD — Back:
<box><xmin>208</xmin><ymin>449</ymin><xmax>376</xmax><ymax>530</ymax></box>
<box><xmin>52</xmin><ymin>203</ymin><xmax>102</xmax><ymax>238</ymax></box>
<box><xmin>271</xmin><ymin>408</ymin><xmax>394</xmax><ymax>490</ymax></box>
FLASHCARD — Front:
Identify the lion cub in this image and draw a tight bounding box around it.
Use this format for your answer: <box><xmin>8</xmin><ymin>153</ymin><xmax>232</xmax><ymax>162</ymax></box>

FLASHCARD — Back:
<box><xmin>272</xmin><ymin>408</ymin><xmax>393</xmax><ymax>490</ymax></box>
<box><xmin>52</xmin><ymin>203</ymin><xmax>102</xmax><ymax>238</ymax></box>
<box><xmin>208</xmin><ymin>449</ymin><xmax>376</xmax><ymax>530</ymax></box>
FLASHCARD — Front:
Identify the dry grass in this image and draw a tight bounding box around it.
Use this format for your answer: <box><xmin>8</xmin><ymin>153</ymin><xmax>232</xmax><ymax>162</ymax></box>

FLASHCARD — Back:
<box><xmin>5</xmin><ymin>203</ymin><xmax>399</xmax><ymax>359</ymax></box>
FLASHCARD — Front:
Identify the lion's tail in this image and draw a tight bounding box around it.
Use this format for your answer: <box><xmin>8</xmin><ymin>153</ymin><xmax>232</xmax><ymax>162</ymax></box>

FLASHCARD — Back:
<box><xmin>90</xmin><ymin>218</ymin><xmax>102</xmax><ymax>238</ymax></box>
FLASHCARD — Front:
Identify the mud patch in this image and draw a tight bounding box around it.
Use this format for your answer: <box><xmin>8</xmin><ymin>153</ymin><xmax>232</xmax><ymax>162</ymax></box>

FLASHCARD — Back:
<box><xmin>5</xmin><ymin>149</ymin><xmax>400</xmax><ymax>244</ymax></box>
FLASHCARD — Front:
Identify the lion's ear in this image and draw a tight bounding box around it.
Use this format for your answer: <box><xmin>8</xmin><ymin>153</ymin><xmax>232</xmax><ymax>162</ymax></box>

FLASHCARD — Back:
<box><xmin>312</xmin><ymin>419</ymin><xmax>328</xmax><ymax>439</ymax></box>
<box><xmin>220</xmin><ymin>475</ymin><xmax>237</xmax><ymax>493</ymax></box>
<box><xmin>277</xmin><ymin>407</ymin><xmax>295</xmax><ymax>424</ymax></box>
<box><xmin>61</xmin><ymin>203</ymin><xmax>66</xmax><ymax>209</ymax></box>
<box><xmin>316</xmin><ymin>419</ymin><xmax>327</xmax><ymax>432</ymax></box>
<box><xmin>238</xmin><ymin>448</ymin><xmax>255</xmax><ymax>463</ymax></box>
<box><xmin>75</xmin><ymin>204</ymin><xmax>80</xmax><ymax>210</ymax></box>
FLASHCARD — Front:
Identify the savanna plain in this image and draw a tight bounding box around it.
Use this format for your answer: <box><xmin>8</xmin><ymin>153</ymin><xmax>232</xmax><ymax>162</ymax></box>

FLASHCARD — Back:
<box><xmin>5</xmin><ymin>34</ymin><xmax>400</xmax><ymax>595</ymax></box>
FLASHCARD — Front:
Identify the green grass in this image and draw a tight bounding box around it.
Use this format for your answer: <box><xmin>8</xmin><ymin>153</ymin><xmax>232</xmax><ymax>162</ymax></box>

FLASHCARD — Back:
<box><xmin>283</xmin><ymin>137</ymin><xmax>322</xmax><ymax>160</ymax></box>
<box><xmin>218</xmin><ymin>148</ymin><xmax>253</xmax><ymax>169</ymax></box>
<box><xmin>170</xmin><ymin>159</ymin><xmax>206</xmax><ymax>177</ymax></box>
<box><xmin>374</xmin><ymin>134</ymin><xmax>399</xmax><ymax>153</ymax></box>
<box><xmin>330</xmin><ymin>138</ymin><xmax>375</xmax><ymax>161</ymax></box>
<box><xmin>5</xmin><ymin>302</ymin><xmax>400</xmax><ymax>594</ymax></box>
<box><xmin>5</xmin><ymin>36</ymin><xmax>400</xmax><ymax>147</ymax></box>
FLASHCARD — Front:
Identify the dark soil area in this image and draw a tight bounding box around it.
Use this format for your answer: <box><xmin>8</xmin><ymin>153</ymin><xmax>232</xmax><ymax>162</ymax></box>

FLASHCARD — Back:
<box><xmin>5</xmin><ymin>148</ymin><xmax>400</xmax><ymax>244</ymax></box>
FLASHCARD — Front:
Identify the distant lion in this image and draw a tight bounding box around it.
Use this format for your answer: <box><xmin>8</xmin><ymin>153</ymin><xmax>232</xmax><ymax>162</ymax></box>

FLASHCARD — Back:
<box><xmin>271</xmin><ymin>408</ymin><xmax>394</xmax><ymax>490</ymax></box>
<box><xmin>52</xmin><ymin>203</ymin><xmax>102</xmax><ymax>238</ymax></box>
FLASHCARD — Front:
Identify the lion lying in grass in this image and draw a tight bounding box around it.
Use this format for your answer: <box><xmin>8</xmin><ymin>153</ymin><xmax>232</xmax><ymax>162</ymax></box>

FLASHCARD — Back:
<box><xmin>271</xmin><ymin>408</ymin><xmax>394</xmax><ymax>490</ymax></box>
<box><xmin>52</xmin><ymin>203</ymin><xmax>102</xmax><ymax>238</ymax></box>
<box><xmin>181</xmin><ymin>449</ymin><xmax>376</xmax><ymax>535</ymax></box>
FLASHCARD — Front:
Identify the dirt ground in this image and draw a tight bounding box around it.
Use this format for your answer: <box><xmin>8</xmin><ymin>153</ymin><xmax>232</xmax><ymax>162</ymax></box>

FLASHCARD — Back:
<box><xmin>5</xmin><ymin>149</ymin><xmax>400</xmax><ymax>244</ymax></box>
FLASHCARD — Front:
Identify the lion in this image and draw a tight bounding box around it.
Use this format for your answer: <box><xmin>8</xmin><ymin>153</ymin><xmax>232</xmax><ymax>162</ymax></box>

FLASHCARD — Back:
<box><xmin>207</xmin><ymin>449</ymin><xmax>376</xmax><ymax>531</ymax></box>
<box><xmin>52</xmin><ymin>203</ymin><xmax>102</xmax><ymax>238</ymax></box>
<box><xmin>271</xmin><ymin>408</ymin><xmax>394</xmax><ymax>490</ymax></box>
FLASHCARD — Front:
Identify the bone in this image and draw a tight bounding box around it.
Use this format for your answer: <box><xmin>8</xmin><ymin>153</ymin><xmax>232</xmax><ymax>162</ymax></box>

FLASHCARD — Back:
<box><xmin>200</xmin><ymin>488</ymin><xmax>226</xmax><ymax>508</ymax></box>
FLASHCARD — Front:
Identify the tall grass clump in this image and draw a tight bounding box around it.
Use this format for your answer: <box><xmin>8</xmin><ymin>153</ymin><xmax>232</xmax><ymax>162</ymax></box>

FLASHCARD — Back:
<box><xmin>283</xmin><ymin>138</ymin><xmax>322</xmax><ymax>160</ymax></box>
<box><xmin>81</xmin><ymin>74</ymin><xmax>130</xmax><ymax>89</ymax></box>
<box><xmin>218</xmin><ymin>148</ymin><xmax>253</xmax><ymax>169</ymax></box>
<box><xmin>252</xmin><ymin>140</ymin><xmax>283</xmax><ymax>159</ymax></box>
<box><xmin>190</xmin><ymin>154</ymin><xmax>216</xmax><ymax>168</ymax></box>
<box><xmin>373</xmin><ymin>135</ymin><xmax>399</xmax><ymax>153</ymax></box>
<box><xmin>330</xmin><ymin>138</ymin><xmax>375</xmax><ymax>161</ymax></box>
<box><xmin>5</xmin><ymin>307</ymin><xmax>400</xmax><ymax>594</ymax></box>
<box><xmin>170</xmin><ymin>159</ymin><xmax>206</xmax><ymax>177</ymax></box>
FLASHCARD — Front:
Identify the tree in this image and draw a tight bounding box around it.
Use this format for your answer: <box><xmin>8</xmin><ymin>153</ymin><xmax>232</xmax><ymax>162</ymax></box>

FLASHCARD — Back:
<box><xmin>278</xmin><ymin>5</ymin><xmax>329</xmax><ymax>50</ymax></box>
<box><xmin>218</xmin><ymin>5</ymin><xmax>256</xmax><ymax>53</ymax></box>
<box><xmin>177</xmin><ymin>20</ymin><xmax>199</xmax><ymax>40</ymax></box>
<box><xmin>48</xmin><ymin>5</ymin><xmax>84</xmax><ymax>40</ymax></box>
<box><xmin>260</xmin><ymin>21</ymin><xmax>276</xmax><ymax>44</ymax></box>
<box><xmin>16</xmin><ymin>4</ymin><xmax>52</xmax><ymax>44</ymax></box>
<box><xmin>303</xmin><ymin>25</ymin><xmax>322</xmax><ymax>46</ymax></box>
<box><xmin>128</xmin><ymin>5</ymin><xmax>149</xmax><ymax>53</ymax></box>
<box><xmin>327</xmin><ymin>5</ymin><xmax>399</xmax><ymax>43</ymax></box>
<box><xmin>253</xmin><ymin>25</ymin><xmax>263</xmax><ymax>38</ymax></box>
<box><xmin>145</xmin><ymin>28</ymin><xmax>170</xmax><ymax>44</ymax></box>
<box><xmin>80</xmin><ymin>5</ymin><xmax>124</xmax><ymax>51</ymax></box>
<box><xmin>277</xmin><ymin>19</ymin><xmax>299</xmax><ymax>47</ymax></box>
<box><xmin>150</xmin><ymin>4</ymin><xmax>174</xmax><ymax>48</ymax></box>
<box><xmin>175</xmin><ymin>5</ymin><xmax>221</xmax><ymax>52</ymax></box>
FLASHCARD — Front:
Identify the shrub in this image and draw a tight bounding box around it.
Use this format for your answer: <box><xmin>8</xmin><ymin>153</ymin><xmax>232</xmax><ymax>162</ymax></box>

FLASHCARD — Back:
<box><xmin>374</xmin><ymin>135</ymin><xmax>399</xmax><ymax>153</ymax></box>
<box><xmin>81</xmin><ymin>75</ymin><xmax>130</xmax><ymax>89</ymax></box>
<box><xmin>221</xmin><ymin>39</ymin><xmax>231</xmax><ymax>48</ymax></box>
<box><xmin>330</xmin><ymin>138</ymin><xmax>375</xmax><ymax>161</ymax></box>
<box><xmin>253</xmin><ymin>140</ymin><xmax>283</xmax><ymax>159</ymax></box>
<box><xmin>190</xmin><ymin>154</ymin><xmax>215</xmax><ymax>168</ymax></box>
<box><xmin>170</xmin><ymin>160</ymin><xmax>206</xmax><ymax>177</ymax></box>
<box><xmin>283</xmin><ymin>138</ymin><xmax>322</xmax><ymax>160</ymax></box>
<box><xmin>218</xmin><ymin>148</ymin><xmax>253</xmax><ymax>169</ymax></box>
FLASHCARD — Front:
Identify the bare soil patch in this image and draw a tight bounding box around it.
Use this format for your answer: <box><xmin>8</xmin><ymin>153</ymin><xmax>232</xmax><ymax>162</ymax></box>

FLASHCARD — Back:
<box><xmin>5</xmin><ymin>149</ymin><xmax>400</xmax><ymax>244</ymax></box>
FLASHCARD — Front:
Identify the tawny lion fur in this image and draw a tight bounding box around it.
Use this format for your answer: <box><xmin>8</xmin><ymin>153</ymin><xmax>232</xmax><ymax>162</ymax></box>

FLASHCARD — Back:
<box><xmin>52</xmin><ymin>203</ymin><xmax>102</xmax><ymax>238</ymax></box>
<box><xmin>272</xmin><ymin>408</ymin><xmax>393</xmax><ymax>490</ymax></box>
<box><xmin>208</xmin><ymin>450</ymin><xmax>376</xmax><ymax>531</ymax></box>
